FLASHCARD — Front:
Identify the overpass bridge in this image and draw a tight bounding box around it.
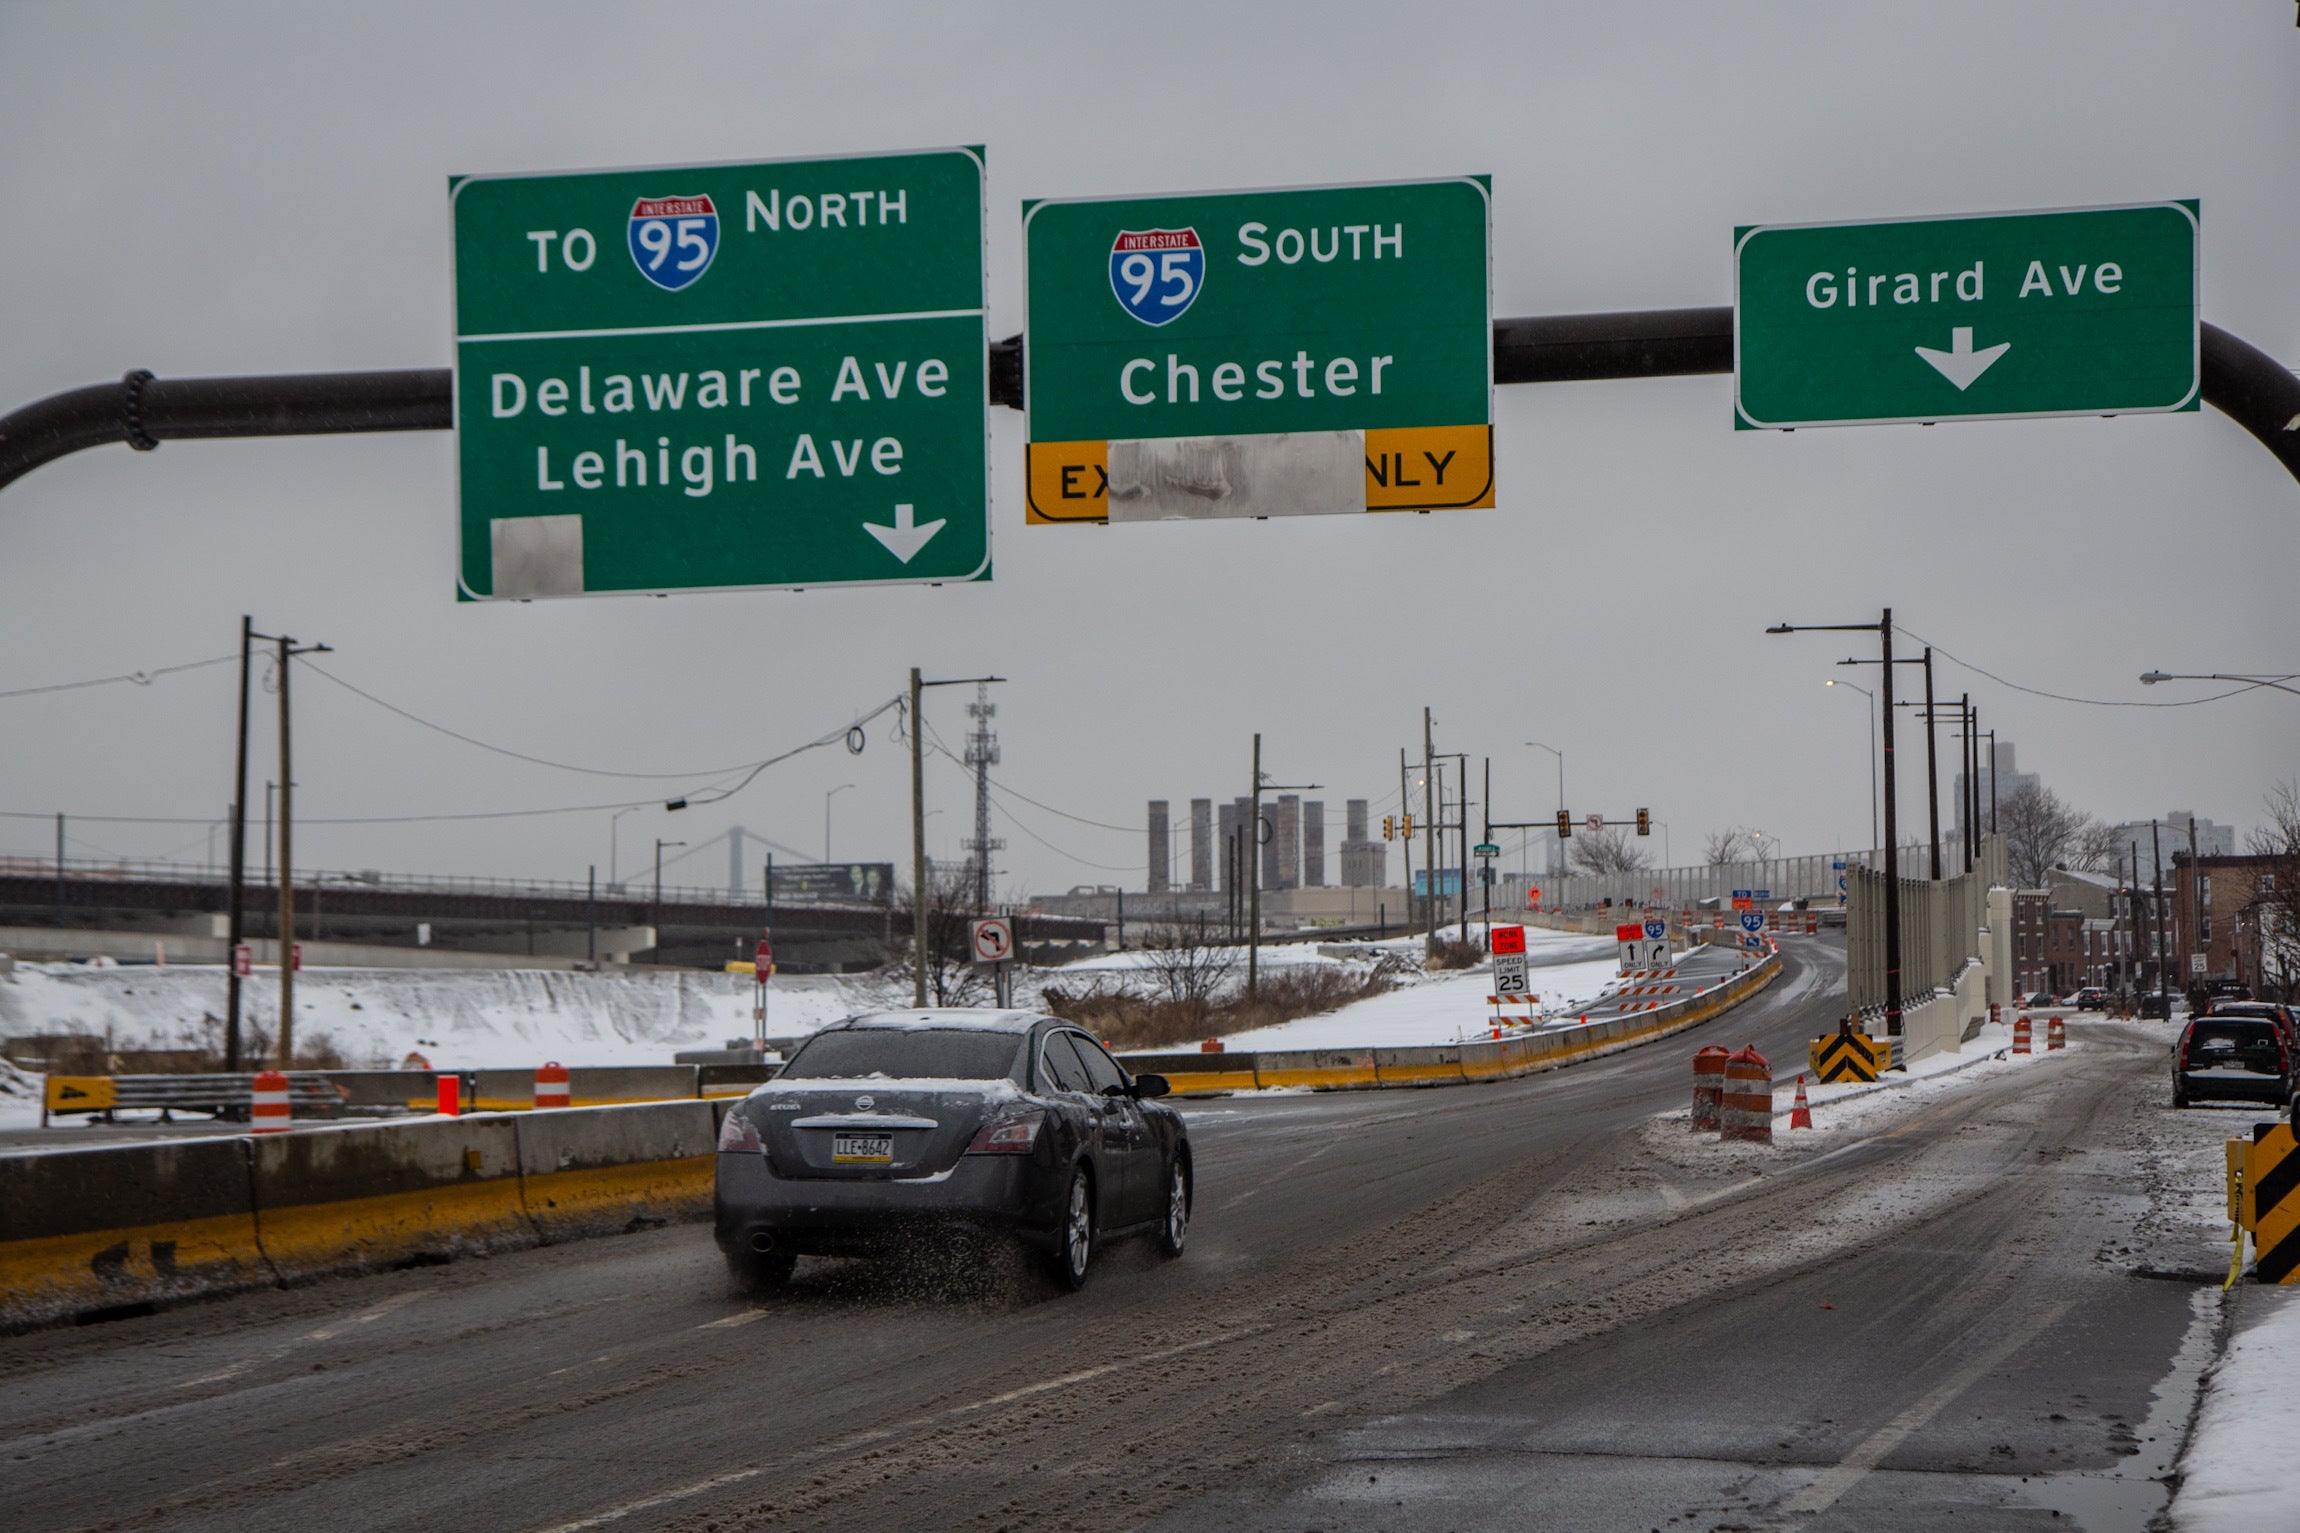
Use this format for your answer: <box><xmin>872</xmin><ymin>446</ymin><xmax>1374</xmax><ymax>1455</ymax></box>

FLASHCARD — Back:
<box><xmin>0</xmin><ymin>859</ymin><xmax>1105</xmax><ymax>973</ymax></box>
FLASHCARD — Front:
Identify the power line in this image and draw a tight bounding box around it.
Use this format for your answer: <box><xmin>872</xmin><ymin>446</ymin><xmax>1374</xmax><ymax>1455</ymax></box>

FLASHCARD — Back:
<box><xmin>1896</xmin><ymin>627</ymin><xmax>2262</xmax><ymax>709</ymax></box>
<box><xmin>0</xmin><ymin>652</ymin><xmax>237</xmax><ymax>702</ymax></box>
<box><xmin>297</xmin><ymin>660</ymin><xmax>779</xmax><ymax>781</ymax></box>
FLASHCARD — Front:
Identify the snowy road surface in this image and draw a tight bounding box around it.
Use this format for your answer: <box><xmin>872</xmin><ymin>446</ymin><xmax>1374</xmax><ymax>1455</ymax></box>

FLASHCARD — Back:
<box><xmin>0</xmin><ymin>938</ymin><xmax>2256</xmax><ymax>1532</ymax></box>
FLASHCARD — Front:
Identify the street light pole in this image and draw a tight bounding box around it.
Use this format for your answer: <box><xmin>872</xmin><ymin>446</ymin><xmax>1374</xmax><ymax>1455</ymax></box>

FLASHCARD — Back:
<box><xmin>1770</xmin><ymin>609</ymin><xmax>1901</xmax><ymax>1040</ymax></box>
<box><xmin>1247</xmin><ymin>733</ymin><xmax>1319</xmax><ymax>997</ymax></box>
<box><xmin>2139</xmin><ymin>670</ymin><xmax>2300</xmax><ymax>698</ymax></box>
<box><xmin>224</xmin><ymin>614</ymin><xmax>253</xmax><ymax>1071</ymax></box>
<box><xmin>249</xmin><ymin>628</ymin><xmax>329</xmax><ymax>1067</ymax></box>
<box><xmin>608</xmin><ymin>805</ymin><xmax>642</xmax><ymax>888</ymax></box>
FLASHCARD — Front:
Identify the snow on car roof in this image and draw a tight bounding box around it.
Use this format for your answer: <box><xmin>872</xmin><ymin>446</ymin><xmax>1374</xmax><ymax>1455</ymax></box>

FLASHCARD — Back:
<box><xmin>832</xmin><ymin>1009</ymin><xmax>1047</xmax><ymax>1034</ymax></box>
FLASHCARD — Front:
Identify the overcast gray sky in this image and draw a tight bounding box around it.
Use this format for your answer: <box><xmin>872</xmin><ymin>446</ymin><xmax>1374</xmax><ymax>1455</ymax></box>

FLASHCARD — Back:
<box><xmin>2</xmin><ymin>1</ymin><xmax>2294</xmax><ymax>897</ymax></box>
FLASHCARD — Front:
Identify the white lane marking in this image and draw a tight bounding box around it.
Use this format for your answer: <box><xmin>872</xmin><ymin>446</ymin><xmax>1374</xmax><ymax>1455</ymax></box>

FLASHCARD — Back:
<box><xmin>1774</xmin><ymin>1298</ymin><xmax>2075</xmax><ymax>1525</ymax></box>
<box><xmin>698</xmin><ymin>1308</ymin><xmax>773</xmax><ymax>1330</ymax></box>
<box><xmin>529</xmin><ymin>1326</ymin><xmax>1272</xmax><ymax>1532</ymax></box>
<box><xmin>175</xmin><ymin>1290</ymin><xmax>434</xmax><ymax>1387</ymax></box>
<box><xmin>1220</xmin><ymin>1140</ymin><xmax>1336</xmax><ymax>1210</ymax></box>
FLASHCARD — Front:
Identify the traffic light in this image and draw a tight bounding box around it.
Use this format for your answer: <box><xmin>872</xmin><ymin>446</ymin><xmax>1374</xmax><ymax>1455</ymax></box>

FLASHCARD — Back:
<box><xmin>1401</xmin><ymin>814</ymin><xmax>1415</xmax><ymax>838</ymax></box>
<box><xmin>1636</xmin><ymin>807</ymin><xmax>1651</xmax><ymax>837</ymax></box>
<box><xmin>1556</xmin><ymin>809</ymin><xmax>1572</xmax><ymax>839</ymax></box>
<box><xmin>1382</xmin><ymin>815</ymin><xmax>1395</xmax><ymax>841</ymax></box>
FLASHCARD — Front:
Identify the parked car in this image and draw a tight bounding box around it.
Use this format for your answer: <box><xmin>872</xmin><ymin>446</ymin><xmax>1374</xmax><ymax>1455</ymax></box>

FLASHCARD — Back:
<box><xmin>2025</xmin><ymin>991</ymin><xmax>2061</xmax><ymax>1008</ymax></box>
<box><xmin>2202</xmin><ymin>1000</ymin><xmax>2298</xmax><ymax>1053</ymax></box>
<box><xmin>2072</xmin><ymin>988</ymin><xmax>2108</xmax><ymax>1011</ymax></box>
<box><xmin>2171</xmin><ymin>1015</ymin><xmax>2292</xmax><ymax>1108</ymax></box>
<box><xmin>714</xmin><ymin>1010</ymin><xmax>1191</xmax><ymax>1293</ymax></box>
<box><xmin>2139</xmin><ymin>992</ymin><xmax>2174</xmax><ymax>1020</ymax></box>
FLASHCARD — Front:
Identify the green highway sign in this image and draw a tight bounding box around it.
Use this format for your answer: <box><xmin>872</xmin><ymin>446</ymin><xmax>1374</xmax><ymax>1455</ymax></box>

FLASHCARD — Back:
<box><xmin>1734</xmin><ymin>201</ymin><xmax>2198</xmax><ymax>430</ymax></box>
<box><xmin>1022</xmin><ymin>177</ymin><xmax>1491</xmax><ymax>523</ymax></box>
<box><xmin>452</xmin><ymin>149</ymin><xmax>987</xmax><ymax>599</ymax></box>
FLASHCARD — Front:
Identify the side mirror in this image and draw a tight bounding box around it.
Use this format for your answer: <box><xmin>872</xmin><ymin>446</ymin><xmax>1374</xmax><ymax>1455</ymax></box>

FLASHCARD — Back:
<box><xmin>1131</xmin><ymin>1074</ymin><xmax>1170</xmax><ymax>1099</ymax></box>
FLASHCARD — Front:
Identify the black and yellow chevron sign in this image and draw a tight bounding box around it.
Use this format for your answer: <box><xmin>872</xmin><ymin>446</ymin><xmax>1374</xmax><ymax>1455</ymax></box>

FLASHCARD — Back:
<box><xmin>2244</xmin><ymin>1122</ymin><xmax>2300</xmax><ymax>1285</ymax></box>
<box><xmin>1808</xmin><ymin>1030</ymin><xmax>1884</xmax><ymax>1084</ymax></box>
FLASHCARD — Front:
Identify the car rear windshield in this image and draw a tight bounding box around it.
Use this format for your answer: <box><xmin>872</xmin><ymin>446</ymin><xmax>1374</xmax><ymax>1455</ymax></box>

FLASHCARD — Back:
<box><xmin>2189</xmin><ymin>1022</ymin><xmax>2278</xmax><ymax>1051</ymax></box>
<box><xmin>778</xmin><ymin>1028</ymin><xmax>1025</xmax><ymax>1082</ymax></box>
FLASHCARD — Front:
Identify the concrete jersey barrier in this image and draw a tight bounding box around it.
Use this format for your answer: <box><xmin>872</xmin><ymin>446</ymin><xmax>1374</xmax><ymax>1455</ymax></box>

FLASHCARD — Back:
<box><xmin>1122</xmin><ymin>951</ymin><xmax>1781</xmax><ymax>1096</ymax></box>
<box><xmin>0</xmin><ymin>1138</ymin><xmax>265</xmax><ymax>1331</ymax></box>
<box><xmin>0</xmin><ymin>1098</ymin><xmax>735</xmax><ymax>1331</ymax></box>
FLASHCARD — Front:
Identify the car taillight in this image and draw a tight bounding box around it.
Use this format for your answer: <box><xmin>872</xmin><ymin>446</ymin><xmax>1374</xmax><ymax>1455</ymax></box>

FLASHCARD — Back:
<box><xmin>967</xmin><ymin>1111</ymin><xmax>1044</xmax><ymax>1154</ymax></box>
<box><xmin>718</xmin><ymin>1109</ymin><xmax>763</xmax><ymax>1152</ymax></box>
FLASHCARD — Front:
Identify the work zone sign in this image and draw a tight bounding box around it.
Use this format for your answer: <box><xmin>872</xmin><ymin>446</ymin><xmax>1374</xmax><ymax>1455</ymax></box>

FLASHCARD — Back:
<box><xmin>1022</xmin><ymin>178</ymin><xmax>1492</xmax><ymax>523</ymax></box>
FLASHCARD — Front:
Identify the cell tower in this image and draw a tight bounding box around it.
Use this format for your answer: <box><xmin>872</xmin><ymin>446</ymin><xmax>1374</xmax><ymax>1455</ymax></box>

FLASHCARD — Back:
<box><xmin>961</xmin><ymin>682</ymin><xmax>1004</xmax><ymax>912</ymax></box>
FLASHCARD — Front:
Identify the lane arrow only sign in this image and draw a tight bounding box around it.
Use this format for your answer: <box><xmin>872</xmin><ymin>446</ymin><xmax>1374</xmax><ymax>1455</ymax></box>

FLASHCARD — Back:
<box><xmin>864</xmin><ymin>503</ymin><xmax>947</xmax><ymax>564</ymax></box>
<box><xmin>1914</xmin><ymin>326</ymin><xmax>2011</xmax><ymax>391</ymax></box>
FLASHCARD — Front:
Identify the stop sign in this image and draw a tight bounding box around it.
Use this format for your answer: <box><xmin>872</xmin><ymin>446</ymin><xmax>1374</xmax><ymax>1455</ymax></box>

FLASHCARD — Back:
<box><xmin>754</xmin><ymin>936</ymin><xmax>773</xmax><ymax>973</ymax></box>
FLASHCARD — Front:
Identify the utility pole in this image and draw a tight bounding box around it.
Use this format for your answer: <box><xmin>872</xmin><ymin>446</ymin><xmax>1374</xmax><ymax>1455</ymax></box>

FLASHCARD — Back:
<box><xmin>253</xmin><ymin>628</ymin><xmax>329</xmax><ymax>1067</ymax></box>
<box><xmin>911</xmin><ymin>667</ymin><xmax>927</xmax><ymax>1004</ymax></box>
<box><xmin>1246</xmin><ymin>733</ymin><xmax>1318</xmax><ymax>996</ymax></box>
<box><xmin>586</xmin><ymin>865</ymin><xmax>597</xmax><ymax>966</ymax></box>
<box><xmin>1398</xmin><ymin>749</ymin><xmax>1416</xmax><ymax>932</ymax></box>
<box><xmin>2153</xmin><ymin>820</ymin><xmax>2169</xmax><ymax>1015</ymax></box>
<box><xmin>53</xmin><ymin>812</ymin><xmax>64</xmax><ymax>928</ymax></box>
<box><xmin>1987</xmin><ymin>730</ymin><xmax>1998</xmax><ymax>835</ymax></box>
<box><xmin>908</xmin><ymin>669</ymin><xmax>1005</xmax><ymax>1006</ymax></box>
<box><xmin>1921</xmin><ymin>647</ymin><xmax>1941</xmax><ymax>881</ymax></box>
<box><xmin>2188</xmin><ymin>815</ymin><xmax>2202</xmax><ymax>992</ymax></box>
<box><xmin>1422</xmin><ymin>709</ymin><xmax>1439</xmax><ymax>941</ymax></box>
<box><xmin>225</xmin><ymin>615</ymin><xmax>253</xmax><ymax>1070</ymax></box>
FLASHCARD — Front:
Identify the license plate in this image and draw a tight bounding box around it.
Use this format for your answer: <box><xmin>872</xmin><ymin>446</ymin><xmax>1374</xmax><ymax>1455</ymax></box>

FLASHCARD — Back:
<box><xmin>832</xmin><ymin>1133</ymin><xmax>893</xmax><ymax>1164</ymax></box>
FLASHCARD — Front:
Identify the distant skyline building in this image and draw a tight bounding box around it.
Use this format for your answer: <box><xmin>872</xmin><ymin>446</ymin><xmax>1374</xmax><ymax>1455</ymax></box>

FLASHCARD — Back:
<box><xmin>1188</xmin><ymin>799</ymin><xmax>1212</xmax><ymax>891</ymax></box>
<box><xmin>1340</xmin><ymin>798</ymin><xmax>1384</xmax><ymax>888</ymax></box>
<box><xmin>1303</xmin><ymin>800</ymin><xmax>1325</xmax><ymax>888</ymax></box>
<box><xmin>1146</xmin><ymin>800</ymin><xmax>1170</xmax><ymax>895</ymax></box>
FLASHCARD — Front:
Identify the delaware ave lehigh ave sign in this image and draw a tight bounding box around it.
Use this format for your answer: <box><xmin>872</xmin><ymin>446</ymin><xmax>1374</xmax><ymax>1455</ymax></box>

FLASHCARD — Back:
<box><xmin>452</xmin><ymin>149</ymin><xmax>988</xmax><ymax>599</ymax></box>
<box><xmin>1734</xmin><ymin>201</ymin><xmax>2198</xmax><ymax>430</ymax></box>
<box><xmin>1022</xmin><ymin>177</ymin><xmax>1492</xmax><ymax>522</ymax></box>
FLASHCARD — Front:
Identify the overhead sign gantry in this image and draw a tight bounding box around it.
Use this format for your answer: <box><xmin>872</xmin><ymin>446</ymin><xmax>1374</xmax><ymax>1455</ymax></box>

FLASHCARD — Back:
<box><xmin>450</xmin><ymin>149</ymin><xmax>990</xmax><ymax>599</ymax></box>
<box><xmin>1022</xmin><ymin>177</ymin><xmax>1492</xmax><ymax>523</ymax></box>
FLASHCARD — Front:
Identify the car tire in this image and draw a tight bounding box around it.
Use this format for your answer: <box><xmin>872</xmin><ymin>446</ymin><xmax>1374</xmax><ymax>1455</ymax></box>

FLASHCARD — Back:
<box><xmin>1156</xmin><ymin>1158</ymin><xmax>1190</xmax><ymax>1259</ymax></box>
<box><xmin>726</xmin><ymin>1246</ymin><xmax>798</xmax><ymax>1294</ymax></box>
<box><xmin>2171</xmin><ymin>1083</ymin><xmax>2190</xmax><ymax>1109</ymax></box>
<box><xmin>1049</xmin><ymin>1166</ymin><xmax>1095</xmax><ymax>1291</ymax></box>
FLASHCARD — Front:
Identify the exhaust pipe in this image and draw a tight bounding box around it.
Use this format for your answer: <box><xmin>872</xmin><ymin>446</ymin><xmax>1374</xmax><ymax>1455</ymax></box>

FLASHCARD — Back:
<box><xmin>747</xmin><ymin>1231</ymin><xmax>777</xmax><ymax>1254</ymax></box>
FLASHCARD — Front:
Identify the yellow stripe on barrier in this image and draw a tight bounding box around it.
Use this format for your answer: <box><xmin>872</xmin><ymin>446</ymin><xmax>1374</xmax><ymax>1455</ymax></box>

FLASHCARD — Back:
<box><xmin>1157</xmin><ymin>1067</ymin><xmax>1261</xmax><ymax>1096</ymax></box>
<box><xmin>0</xmin><ymin>1212</ymin><xmax>268</xmax><ymax>1329</ymax></box>
<box><xmin>1254</xmin><ymin>1063</ymin><xmax>1382</xmax><ymax>1090</ymax></box>
<box><xmin>254</xmin><ymin>1181</ymin><xmax>537</xmax><ymax>1278</ymax></box>
<box><xmin>523</xmin><ymin>1157</ymin><xmax>713</xmax><ymax>1240</ymax></box>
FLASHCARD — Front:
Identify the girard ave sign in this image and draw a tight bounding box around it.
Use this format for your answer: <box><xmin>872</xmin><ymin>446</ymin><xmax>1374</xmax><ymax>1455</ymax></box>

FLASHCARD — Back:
<box><xmin>1734</xmin><ymin>201</ymin><xmax>2198</xmax><ymax>430</ymax></box>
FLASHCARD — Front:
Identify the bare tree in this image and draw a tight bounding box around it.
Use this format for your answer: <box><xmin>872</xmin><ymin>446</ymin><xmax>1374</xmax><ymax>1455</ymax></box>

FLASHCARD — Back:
<box><xmin>885</xmin><ymin>862</ymin><xmax>994</xmax><ymax>1007</ymax></box>
<box><xmin>1135</xmin><ymin>910</ymin><xmax>1239</xmax><ymax>1006</ymax></box>
<box><xmin>2246</xmin><ymin>780</ymin><xmax>2300</xmax><ymax>1000</ymax></box>
<box><xmin>2000</xmin><ymin>781</ymin><xmax>2094</xmax><ymax>888</ymax></box>
<box><xmin>1704</xmin><ymin>827</ymin><xmax>1755</xmax><ymax>865</ymax></box>
<box><xmin>1570</xmin><ymin>825</ymin><xmax>1651</xmax><ymax>876</ymax></box>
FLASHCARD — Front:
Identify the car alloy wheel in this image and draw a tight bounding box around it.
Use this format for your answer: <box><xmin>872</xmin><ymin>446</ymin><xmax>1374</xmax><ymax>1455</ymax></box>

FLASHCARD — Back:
<box><xmin>1157</xmin><ymin>1161</ymin><xmax>1189</xmax><ymax>1258</ymax></box>
<box><xmin>1054</xmin><ymin>1168</ymin><xmax>1094</xmax><ymax>1290</ymax></box>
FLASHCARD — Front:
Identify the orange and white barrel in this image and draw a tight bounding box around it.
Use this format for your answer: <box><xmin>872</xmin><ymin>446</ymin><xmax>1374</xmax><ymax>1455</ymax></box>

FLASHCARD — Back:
<box><xmin>2047</xmin><ymin>1016</ymin><xmax>2065</xmax><ymax>1051</ymax></box>
<box><xmin>1719</xmin><ymin>1046</ymin><xmax>1773</xmax><ymax>1143</ymax></box>
<box><xmin>251</xmin><ymin>1069</ymin><xmax>291</xmax><ymax>1133</ymax></box>
<box><xmin>534</xmin><ymin>1060</ymin><xmax>571</xmax><ymax>1109</ymax></box>
<box><xmin>2013</xmin><ymin>1014</ymin><xmax>2032</xmax><ymax>1054</ymax></box>
<box><xmin>1691</xmin><ymin>1045</ymin><xmax>1732</xmax><ymax>1132</ymax></box>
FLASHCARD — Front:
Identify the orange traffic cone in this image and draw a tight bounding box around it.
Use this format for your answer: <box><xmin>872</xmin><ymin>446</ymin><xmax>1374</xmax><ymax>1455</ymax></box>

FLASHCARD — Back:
<box><xmin>1789</xmin><ymin>1072</ymin><xmax>1813</xmax><ymax>1130</ymax></box>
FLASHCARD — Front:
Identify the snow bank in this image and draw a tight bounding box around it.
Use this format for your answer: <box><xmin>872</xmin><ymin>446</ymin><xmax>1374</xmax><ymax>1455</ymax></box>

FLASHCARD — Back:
<box><xmin>1219</xmin><ymin>953</ymin><xmax>1637</xmax><ymax>1051</ymax></box>
<box><xmin>0</xmin><ymin>963</ymin><xmax>897</xmax><ymax>1070</ymax></box>
<box><xmin>2170</xmin><ymin>1290</ymin><xmax>2300</xmax><ymax>1533</ymax></box>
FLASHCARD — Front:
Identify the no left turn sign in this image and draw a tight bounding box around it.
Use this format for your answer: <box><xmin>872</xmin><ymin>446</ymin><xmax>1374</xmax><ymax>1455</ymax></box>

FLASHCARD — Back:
<box><xmin>970</xmin><ymin>918</ymin><xmax>1015</xmax><ymax>965</ymax></box>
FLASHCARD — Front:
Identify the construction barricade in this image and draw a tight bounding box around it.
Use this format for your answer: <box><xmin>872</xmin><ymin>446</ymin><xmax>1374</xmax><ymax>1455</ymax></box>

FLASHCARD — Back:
<box><xmin>1719</xmin><ymin>1047</ymin><xmax>1773</xmax><ymax>1143</ymax></box>
<box><xmin>1690</xmin><ymin>1046</ymin><xmax>1730</xmax><ymax>1131</ymax></box>
<box><xmin>2046</xmin><ymin>1016</ymin><xmax>2066</xmax><ymax>1051</ymax></box>
<box><xmin>1809</xmin><ymin>1030</ymin><xmax>1886</xmax><ymax>1084</ymax></box>
<box><xmin>2012</xmin><ymin>1014</ymin><xmax>2033</xmax><ymax>1054</ymax></box>
<box><xmin>2231</xmin><ymin>1121</ymin><xmax>2300</xmax><ymax>1285</ymax></box>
